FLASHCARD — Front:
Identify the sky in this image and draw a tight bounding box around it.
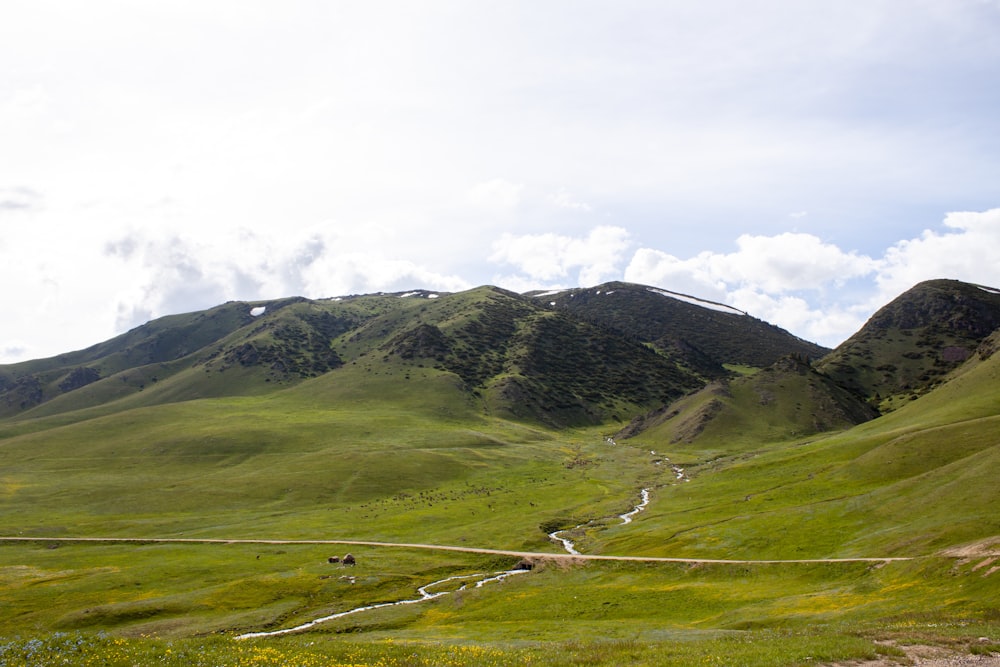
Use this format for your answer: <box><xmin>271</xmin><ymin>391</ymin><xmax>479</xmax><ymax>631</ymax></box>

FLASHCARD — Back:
<box><xmin>2</xmin><ymin>0</ymin><xmax>1000</xmax><ymax>363</ymax></box>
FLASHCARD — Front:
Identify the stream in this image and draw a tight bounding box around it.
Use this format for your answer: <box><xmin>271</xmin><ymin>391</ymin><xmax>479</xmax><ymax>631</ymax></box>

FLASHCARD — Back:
<box><xmin>237</xmin><ymin>461</ymin><xmax>656</xmax><ymax>636</ymax></box>
<box><xmin>235</xmin><ymin>569</ymin><xmax>527</xmax><ymax>639</ymax></box>
<box><xmin>548</xmin><ymin>487</ymin><xmax>651</xmax><ymax>555</ymax></box>
<box><xmin>237</xmin><ymin>485</ymin><xmax>652</xmax><ymax>637</ymax></box>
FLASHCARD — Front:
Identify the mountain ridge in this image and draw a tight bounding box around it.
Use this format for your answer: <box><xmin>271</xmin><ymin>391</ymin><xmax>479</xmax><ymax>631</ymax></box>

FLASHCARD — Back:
<box><xmin>0</xmin><ymin>281</ymin><xmax>828</xmax><ymax>427</ymax></box>
<box><xmin>3</xmin><ymin>278</ymin><xmax>999</xmax><ymax>437</ymax></box>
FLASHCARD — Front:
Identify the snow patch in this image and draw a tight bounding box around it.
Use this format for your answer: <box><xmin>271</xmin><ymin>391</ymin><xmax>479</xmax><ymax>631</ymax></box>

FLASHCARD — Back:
<box><xmin>535</xmin><ymin>289</ymin><xmax>567</xmax><ymax>298</ymax></box>
<box><xmin>250</xmin><ymin>306</ymin><xmax>266</xmax><ymax>317</ymax></box>
<box><xmin>646</xmin><ymin>288</ymin><xmax>745</xmax><ymax>316</ymax></box>
<box><xmin>978</xmin><ymin>286</ymin><xmax>1000</xmax><ymax>295</ymax></box>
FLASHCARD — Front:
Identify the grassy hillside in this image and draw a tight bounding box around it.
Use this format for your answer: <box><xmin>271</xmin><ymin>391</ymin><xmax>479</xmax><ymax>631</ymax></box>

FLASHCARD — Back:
<box><xmin>617</xmin><ymin>354</ymin><xmax>878</xmax><ymax>452</ymax></box>
<box><xmin>816</xmin><ymin>278</ymin><xmax>1000</xmax><ymax>410</ymax></box>
<box><xmin>0</xmin><ymin>286</ymin><xmax>717</xmax><ymax>428</ymax></box>
<box><xmin>612</xmin><ymin>331</ymin><xmax>1000</xmax><ymax>560</ymax></box>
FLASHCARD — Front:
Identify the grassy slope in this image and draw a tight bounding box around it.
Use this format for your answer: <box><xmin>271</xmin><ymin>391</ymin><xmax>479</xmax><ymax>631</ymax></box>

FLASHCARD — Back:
<box><xmin>621</xmin><ymin>356</ymin><xmax>877</xmax><ymax>458</ymax></box>
<box><xmin>611</xmin><ymin>341</ymin><xmax>1000</xmax><ymax>560</ymax></box>
<box><xmin>0</xmin><ymin>360</ymin><xmax>656</xmax><ymax>552</ymax></box>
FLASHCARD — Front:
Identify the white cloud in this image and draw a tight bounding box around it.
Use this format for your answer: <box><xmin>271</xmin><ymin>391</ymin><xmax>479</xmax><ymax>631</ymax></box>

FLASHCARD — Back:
<box><xmin>725</xmin><ymin>233</ymin><xmax>878</xmax><ymax>292</ymax></box>
<box><xmin>104</xmin><ymin>226</ymin><xmax>472</xmax><ymax>332</ymax></box>
<box><xmin>0</xmin><ymin>186</ymin><xmax>42</xmax><ymax>213</ymax></box>
<box><xmin>626</xmin><ymin>232</ymin><xmax>876</xmax><ymax>295</ymax></box>
<box><xmin>625</xmin><ymin>210</ymin><xmax>1000</xmax><ymax>348</ymax></box>
<box><xmin>874</xmin><ymin>207</ymin><xmax>1000</xmax><ymax>304</ymax></box>
<box><xmin>624</xmin><ymin>248</ymin><xmax>730</xmax><ymax>301</ymax></box>
<box><xmin>624</xmin><ymin>235</ymin><xmax>881</xmax><ymax>347</ymax></box>
<box><xmin>490</xmin><ymin>226</ymin><xmax>631</xmax><ymax>288</ymax></box>
<box><xmin>726</xmin><ymin>288</ymin><xmax>872</xmax><ymax>348</ymax></box>
<box><xmin>2</xmin><ymin>2</ymin><xmax>999</xmax><ymax>362</ymax></box>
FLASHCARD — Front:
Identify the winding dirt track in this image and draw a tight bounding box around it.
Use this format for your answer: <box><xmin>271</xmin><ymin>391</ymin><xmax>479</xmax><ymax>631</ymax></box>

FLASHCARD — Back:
<box><xmin>0</xmin><ymin>536</ymin><xmax>915</xmax><ymax>564</ymax></box>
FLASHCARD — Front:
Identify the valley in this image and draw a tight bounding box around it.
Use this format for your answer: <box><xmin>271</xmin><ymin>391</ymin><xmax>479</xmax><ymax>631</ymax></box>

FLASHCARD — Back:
<box><xmin>1</xmin><ymin>279</ymin><xmax>999</xmax><ymax>665</ymax></box>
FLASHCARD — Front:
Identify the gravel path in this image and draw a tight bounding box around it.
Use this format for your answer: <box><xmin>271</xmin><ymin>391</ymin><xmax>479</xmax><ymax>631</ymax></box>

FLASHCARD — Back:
<box><xmin>0</xmin><ymin>535</ymin><xmax>913</xmax><ymax>564</ymax></box>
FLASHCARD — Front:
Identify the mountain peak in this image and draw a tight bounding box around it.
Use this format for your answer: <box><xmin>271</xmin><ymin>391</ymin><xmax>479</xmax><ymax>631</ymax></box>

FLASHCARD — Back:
<box><xmin>816</xmin><ymin>278</ymin><xmax>1000</xmax><ymax>410</ymax></box>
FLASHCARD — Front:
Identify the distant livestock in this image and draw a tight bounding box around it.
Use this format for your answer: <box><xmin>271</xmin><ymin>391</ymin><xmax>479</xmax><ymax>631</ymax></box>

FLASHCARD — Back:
<box><xmin>342</xmin><ymin>553</ymin><xmax>356</xmax><ymax>566</ymax></box>
<box><xmin>327</xmin><ymin>556</ymin><xmax>340</xmax><ymax>564</ymax></box>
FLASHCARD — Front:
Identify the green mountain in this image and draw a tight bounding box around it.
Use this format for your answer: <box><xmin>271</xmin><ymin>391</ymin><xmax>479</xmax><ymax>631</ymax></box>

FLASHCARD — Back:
<box><xmin>612</xmin><ymin>313</ymin><xmax>1000</xmax><ymax>558</ymax></box>
<box><xmin>0</xmin><ymin>282</ymin><xmax>824</xmax><ymax>427</ymax></box>
<box><xmin>527</xmin><ymin>281</ymin><xmax>829</xmax><ymax>371</ymax></box>
<box><xmin>617</xmin><ymin>278</ymin><xmax>1000</xmax><ymax>448</ymax></box>
<box><xmin>815</xmin><ymin>278</ymin><xmax>1000</xmax><ymax>411</ymax></box>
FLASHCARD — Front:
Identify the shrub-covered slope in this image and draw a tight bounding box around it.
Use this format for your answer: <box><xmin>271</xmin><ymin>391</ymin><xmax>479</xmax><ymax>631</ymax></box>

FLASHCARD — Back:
<box><xmin>341</xmin><ymin>286</ymin><xmax>710</xmax><ymax>426</ymax></box>
<box><xmin>0</xmin><ymin>287</ymin><xmax>703</xmax><ymax>427</ymax></box>
<box><xmin>529</xmin><ymin>282</ymin><xmax>829</xmax><ymax>371</ymax></box>
<box><xmin>1</xmin><ymin>282</ymin><xmax>835</xmax><ymax>428</ymax></box>
<box><xmin>816</xmin><ymin>278</ymin><xmax>1000</xmax><ymax>410</ymax></box>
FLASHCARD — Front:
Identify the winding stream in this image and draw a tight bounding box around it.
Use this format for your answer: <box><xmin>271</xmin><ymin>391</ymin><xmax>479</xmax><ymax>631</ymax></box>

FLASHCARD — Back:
<box><xmin>548</xmin><ymin>487</ymin><xmax>651</xmax><ymax>555</ymax></box>
<box><xmin>237</xmin><ymin>461</ymin><xmax>657</xmax><ymax>636</ymax></box>
<box><xmin>618</xmin><ymin>487</ymin><xmax>651</xmax><ymax>524</ymax></box>
<box><xmin>236</xmin><ymin>569</ymin><xmax>528</xmax><ymax>639</ymax></box>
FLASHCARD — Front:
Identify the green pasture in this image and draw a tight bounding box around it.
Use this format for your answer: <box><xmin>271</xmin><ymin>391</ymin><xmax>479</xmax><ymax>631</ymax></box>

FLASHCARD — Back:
<box><xmin>2</xmin><ymin>539</ymin><xmax>998</xmax><ymax>665</ymax></box>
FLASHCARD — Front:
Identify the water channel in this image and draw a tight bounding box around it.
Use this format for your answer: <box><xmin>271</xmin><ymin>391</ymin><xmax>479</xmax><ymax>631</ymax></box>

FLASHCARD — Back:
<box><xmin>236</xmin><ymin>569</ymin><xmax>528</xmax><ymax>639</ymax></box>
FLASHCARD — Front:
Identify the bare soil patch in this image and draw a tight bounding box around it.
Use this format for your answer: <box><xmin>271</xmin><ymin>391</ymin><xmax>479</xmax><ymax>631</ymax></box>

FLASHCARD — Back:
<box><xmin>827</xmin><ymin>642</ymin><xmax>1000</xmax><ymax>666</ymax></box>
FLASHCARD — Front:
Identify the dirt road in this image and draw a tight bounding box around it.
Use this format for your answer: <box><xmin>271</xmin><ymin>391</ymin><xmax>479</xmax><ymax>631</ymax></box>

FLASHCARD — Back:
<box><xmin>0</xmin><ymin>535</ymin><xmax>914</xmax><ymax>564</ymax></box>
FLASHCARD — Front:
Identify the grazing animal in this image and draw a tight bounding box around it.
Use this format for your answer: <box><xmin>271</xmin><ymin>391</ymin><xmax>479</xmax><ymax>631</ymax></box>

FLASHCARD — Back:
<box><xmin>328</xmin><ymin>556</ymin><xmax>340</xmax><ymax>564</ymax></box>
<box><xmin>342</xmin><ymin>553</ymin><xmax>356</xmax><ymax>566</ymax></box>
